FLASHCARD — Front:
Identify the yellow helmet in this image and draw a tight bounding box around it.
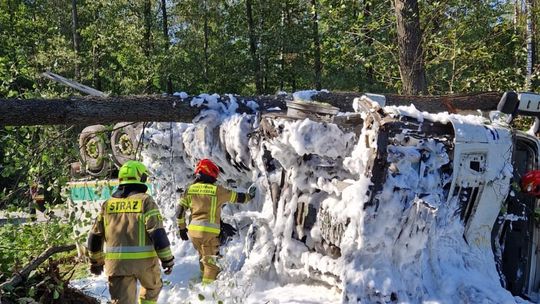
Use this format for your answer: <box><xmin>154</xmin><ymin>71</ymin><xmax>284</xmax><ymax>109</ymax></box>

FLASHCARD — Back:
<box><xmin>118</xmin><ymin>160</ymin><xmax>148</xmax><ymax>185</ymax></box>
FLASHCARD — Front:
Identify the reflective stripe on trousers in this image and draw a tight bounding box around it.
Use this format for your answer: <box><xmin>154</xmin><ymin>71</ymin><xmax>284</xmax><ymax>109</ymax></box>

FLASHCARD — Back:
<box><xmin>188</xmin><ymin>220</ymin><xmax>220</xmax><ymax>234</ymax></box>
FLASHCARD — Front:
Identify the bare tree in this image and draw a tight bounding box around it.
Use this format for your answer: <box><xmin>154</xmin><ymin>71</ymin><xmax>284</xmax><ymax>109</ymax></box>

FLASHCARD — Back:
<box><xmin>525</xmin><ymin>0</ymin><xmax>535</xmax><ymax>90</ymax></box>
<box><xmin>203</xmin><ymin>0</ymin><xmax>210</xmax><ymax>84</ymax></box>
<box><xmin>279</xmin><ymin>1</ymin><xmax>297</xmax><ymax>92</ymax></box>
<box><xmin>91</xmin><ymin>8</ymin><xmax>102</xmax><ymax>91</ymax></box>
<box><xmin>279</xmin><ymin>1</ymin><xmax>287</xmax><ymax>91</ymax></box>
<box><xmin>311</xmin><ymin>0</ymin><xmax>322</xmax><ymax>90</ymax></box>
<box><xmin>361</xmin><ymin>0</ymin><xmax>374</xmax><ymax>88</ymax></box>
<box><xmin>143</xmin><ymin>0</ymin><xmax>152</xmax><ymax>57</ymax></box>
<box><xmin>71</xmin><ymin>0</ymin><xmax>81</xmax><ymax>80</ymax></box>
<box><xmin>161</xmin><ymin>0</ymin><xmax>173</xmax><ymax>94</ymax></box>
<box><xmin>394</xmin><ymin>0</ymin><xmax>427</xmax><ymax>94</ymax></box>
<box><xmin>515</xmin><ymin>0</ymin><xmax>521</xmax><ymax>30</ymax></box>
<box><xmin>246</xmin><ymin>0</ymin><xmax>263</xmax><ymax>93</ymax></box>
<box><xmin>161</xmin><ymin>0</ymin><xmax>168</xmax><ymax>38</ymax></box>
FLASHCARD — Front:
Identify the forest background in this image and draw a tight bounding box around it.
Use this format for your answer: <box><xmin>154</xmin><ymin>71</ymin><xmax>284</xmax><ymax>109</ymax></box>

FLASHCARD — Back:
<box><xmin>0</xmin><ymin>0</ymin><xmax>535</xmax><ymax>209</ymax></box>
<box><xmin>1</xmin><ymin>1</ymin><xmax>538</xmax><ymax>300</ymax></box>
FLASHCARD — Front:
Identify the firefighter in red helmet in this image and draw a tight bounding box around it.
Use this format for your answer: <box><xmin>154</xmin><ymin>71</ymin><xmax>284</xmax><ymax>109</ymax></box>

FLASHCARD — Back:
<box><xmin>522</xmin><ymin>170</ymin><xmax>540</xmax><ymax>196</ymax></box>
<box><xmin>521</xmin><ymin>170</ymin><xmax>540</xmax><ymax>222</ymax></box>
<box><xmin>176</xmin><ymin>158</ymin><xmax>256</xmax><ymax>284</ymax></box>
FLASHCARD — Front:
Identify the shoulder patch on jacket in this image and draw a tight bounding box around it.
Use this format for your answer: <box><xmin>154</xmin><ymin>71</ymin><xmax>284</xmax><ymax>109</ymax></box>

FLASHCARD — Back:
<box><xmin>188</xmin><ymin>184</ymin><xmax>217</xmax><ymax>196</ymax></box>
<box><xmin>106</xmin><ymin>198</ymin><xmax>143</xmax><ymax>213</ymax></box>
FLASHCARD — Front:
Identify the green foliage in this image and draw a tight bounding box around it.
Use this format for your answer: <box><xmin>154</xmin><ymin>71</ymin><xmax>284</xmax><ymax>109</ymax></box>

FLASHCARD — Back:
<box><xmin>421</xmin><ymin>0</ymin><xmax>525</xmax><ymax>93</ymax></box>
<box><xmin>319</xmin><ymin>0</ymin><xmax>397</xmax><ymax>92</ymax></box>
<box><xmin>512</xmin><ymin>115</ymin><xmax>535</xmax><ymax>132</ymax></box>
<box><xmin>0</xmin><ymin>0</ymin><xmax>539</xmax><ymax>208</ymax></box>
<box><xmin>0</xmin><ymin>126</ymin><xmax>78</xmax><ymax>208</ymax></box>
<box><xmin>0</xmin><ymin>0</ymin><xmax>536</xmax><ymax>97</ymax></box>
<box><xmin>0</xmin><ymin>207</ymin><xmax>74</xmax><ymax>275</ymax></box>
<box><xmin>0</xmin><ymin>203</ymin><xmax>92</xmax><ymax>301</ymax></box>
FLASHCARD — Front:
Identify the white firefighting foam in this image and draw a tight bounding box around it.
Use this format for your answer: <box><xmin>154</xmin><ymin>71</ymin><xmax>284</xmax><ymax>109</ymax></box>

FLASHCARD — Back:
<box><xmin>77</xmin><ymin>93</ymin><xmax>526</xmax><ymax>303</ymax></box>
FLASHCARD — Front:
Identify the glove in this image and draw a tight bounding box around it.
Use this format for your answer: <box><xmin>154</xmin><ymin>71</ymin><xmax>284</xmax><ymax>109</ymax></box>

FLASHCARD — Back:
<box><xmin>89</xmin><ymin>263</ymin><xmax>103</xmax><ymax>276</ymax></box>
<box><xmin>178</xmin><ymin>228</ymin><xmax>189</xmax><ymax>241</ymax></box>
<box><xmin>161</xmin><ymin>258</ymin><xmax>174</xmax><ymax>275</ymax></box>
<box><xmin>219</xmin><ymin>221</ymin><xmax>237</xmax><ymax>245</ymax></box>
<box><xmin>248</xmin><ymin>184</ymin><xmax>257</xmax><ymax>198</ymax></box>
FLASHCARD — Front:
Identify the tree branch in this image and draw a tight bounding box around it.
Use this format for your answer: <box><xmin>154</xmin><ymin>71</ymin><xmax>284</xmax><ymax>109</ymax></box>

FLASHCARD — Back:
<box><xmin>0</xmin><ymin>244</ymin><xmax>76</xmax><ymax>291</ymax></box>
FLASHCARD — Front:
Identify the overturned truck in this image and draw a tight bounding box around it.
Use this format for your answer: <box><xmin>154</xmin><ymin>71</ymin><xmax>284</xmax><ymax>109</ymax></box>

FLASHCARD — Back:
<box><xmin>71</xmin><ymin>91</ymin><xmax>540</xmax><ymax>302</ymax></box>
<box><xmin>249</xmin><ymin>93</ymin><xmax>536</xmax><ymax>302</ymax></box>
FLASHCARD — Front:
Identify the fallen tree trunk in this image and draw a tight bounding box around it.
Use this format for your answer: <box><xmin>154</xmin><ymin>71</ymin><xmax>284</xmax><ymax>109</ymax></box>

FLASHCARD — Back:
<box><xmin>0</xmin><ymin>96</ymin><xmax>200</xmax><ymax>126</ymax></box>
<box><xmin>0</xmin><ymin>92</ymin><xmax>503</xmax><ymax>126</ymax></box>
<box><xmin>310</xmin><ymin>91</ymin><xmax>503</xmax><ymax>113</ymax></box>
<box><xmin>0</xmin><ymin>244</ymin><xmax>76</xmax><ymax>291</ymax></box>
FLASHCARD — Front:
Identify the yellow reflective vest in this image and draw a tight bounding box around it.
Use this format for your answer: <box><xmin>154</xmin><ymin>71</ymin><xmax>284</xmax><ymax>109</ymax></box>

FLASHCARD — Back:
<box><xmin>177</xmin><ymin>183</ymin><xmax>251</xmax><ymax>236</ymax></box>
<box><xmin>88</xmin><ymin>192</ymin><xmax>173</xmax><ymax>276</ymax></box>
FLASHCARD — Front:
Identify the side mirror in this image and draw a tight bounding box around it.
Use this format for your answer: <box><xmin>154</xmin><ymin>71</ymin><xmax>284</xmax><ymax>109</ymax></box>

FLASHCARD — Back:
<box><xmin>497</xmin><ymin>91</ymin><xmax>540</xmax><ymax>123</ymax></box>
<box><xmin>497</xmin><ymin>91</ymin><xmax>519</xmax><ymax>123</ymax></box>
<box><xmin>497</xmin><ymin>91</ymin><xmax>519</xmax><ymax>115</ymax></box>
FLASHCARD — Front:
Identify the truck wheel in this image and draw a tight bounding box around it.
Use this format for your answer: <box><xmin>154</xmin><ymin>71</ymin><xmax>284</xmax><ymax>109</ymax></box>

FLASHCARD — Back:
<box><xmin>79</xmin><ymin>125</ymin><xmax>111</xmax><ymax>177</ymax></box>
<box><xmin>110</xmin><ymin>122</ymin><xmax>141</xmax><ymax>167</ymax></box>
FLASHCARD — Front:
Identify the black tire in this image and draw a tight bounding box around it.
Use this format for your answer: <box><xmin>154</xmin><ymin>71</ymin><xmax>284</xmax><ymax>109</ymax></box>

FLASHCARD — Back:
<box><xmin>110</xmin><ymin>122</ymin><xmax>141</xmax><ymax>167</ymax></box>
<box><xmin>78</xmin><ymin>125</ymin><xmax>111</xmax><ymax>177</ymax></box>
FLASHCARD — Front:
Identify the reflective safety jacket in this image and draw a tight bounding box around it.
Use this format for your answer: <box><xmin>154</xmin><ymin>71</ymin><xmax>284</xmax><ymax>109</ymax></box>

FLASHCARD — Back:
<box><xmin>177</xmin><ymin>183</ymin><xmax>252</xmax><ymax>236</ymax></box>
<box><xmin>88</xmin><ymin>192</ymin><xmax>173</xmax><ymax>276</ymax></box>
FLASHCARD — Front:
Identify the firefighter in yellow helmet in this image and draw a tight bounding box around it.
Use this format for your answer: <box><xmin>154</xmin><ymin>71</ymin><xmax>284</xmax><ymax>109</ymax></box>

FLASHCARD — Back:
<box><xmin>177</xmin><ymin>159</ymin><xmax>256</xmax><ymax>284</ymax></box>
<box><xmin>87</xmin><ymin>160</ymin><xmax>174</xmax><ymax>304</ymax></box>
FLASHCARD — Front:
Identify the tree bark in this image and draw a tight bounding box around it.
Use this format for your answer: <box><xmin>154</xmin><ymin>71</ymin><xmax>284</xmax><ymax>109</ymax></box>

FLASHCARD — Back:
<box><xmin>161</xmin><ymin>0</ymin><xmax>173</xmax><ymax>94</ymax></box>
<box><xmin>394</xmin><ymin>0</ymin><xmax>427</xmax><ymax>95</ymax></box>
<box><xmin>143</xmin><ymin>0</ymin><xmax>152</xmax><ymax>57</ymax></box>
<box><xmin>526</xmin><ymin>0</ymin><xmax>535</xmax><ymax>90</ymax></box>
<box><xmin>260</xmin><ymin>1</ymin><xmax>269</xmax><ymax>93</ymax></box>
<box><xmin>203</xmin><ymin>0</ymin><xmax>210</xmax><ymax>84</ymax></box>
<box><xmin>161</xmin><ymin>0</ymin><xmax>168</xmax><ymax>39</ymax></box>
<box><xmin>282</xmin><ymin>1</ymin><xmax>297</xmax><ymax>92</ymax></box>
<box><xmin>0</xmin><ymin>92</ymin><xmax>504</xmax><ymax>126</ymax></box>
<box><xmin>362</xmin><ymin>0</ymin><xmax>374</xmax><ymax>88</ymax></box>
<box><xmin>0</xmin><ymin>96</ymin><xmax>199</xmax><ymax>125</ymax></box>
<box><xmin>311</xmin><ymin>91</ymin><xmax>502</xmax><ymax>113</ymax></box>
<box><xmin>71</xmin><ymin>0</ymin><xmax>81</xmax><ymax>80</ymax></box>
<box><xmin>246</xmin><ymin>0</ymin><xmax>263</xmax><ymax>94</ymax></box>
<box><xmin>311</xmin><ymin>0</ymin><xmax>322</xmax><ymax>90</ymax></box>
<box><xmin>515</xmin><ymin>0</ymin><xmax>520</xmax><ymax>30</ymax></box>
<box><xmin>279</xmin><ymin>1</ymin><xmax>287</xmax><ymax>91</ymax></box>
<box><xmin>92</xmin><ymin>9</ymin><xmax>102</xmax><ymax>91</ymax></box>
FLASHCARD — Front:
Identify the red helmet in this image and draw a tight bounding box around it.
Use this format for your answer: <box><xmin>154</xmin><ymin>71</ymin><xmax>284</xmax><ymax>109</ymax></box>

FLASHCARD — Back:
<box><xmin>195</xmin><ymin>159</ymin><xmax>220</xmax><ymax>179</ymax></box>
<box><xmin>522</xmin><ymin>170</ymin><xmax>540</xmax><ymax>196</ymax></box>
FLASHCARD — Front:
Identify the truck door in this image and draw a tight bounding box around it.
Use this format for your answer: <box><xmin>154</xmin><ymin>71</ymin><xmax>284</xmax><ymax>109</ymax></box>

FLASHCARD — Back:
<box><xmin>493</xmin><ymin>134</ymin><xmax>539</xmax><ymax>298</ymax></box>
